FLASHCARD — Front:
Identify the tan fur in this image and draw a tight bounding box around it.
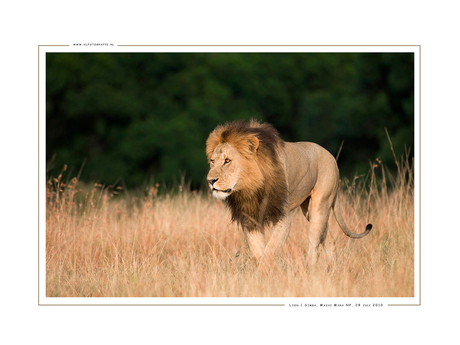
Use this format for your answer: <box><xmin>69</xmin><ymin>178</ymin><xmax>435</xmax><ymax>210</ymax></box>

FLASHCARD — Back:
<box><xmin>206</xmin><ymin>120</ymin><xmax>372</xmax><ymax>265</ymax></box>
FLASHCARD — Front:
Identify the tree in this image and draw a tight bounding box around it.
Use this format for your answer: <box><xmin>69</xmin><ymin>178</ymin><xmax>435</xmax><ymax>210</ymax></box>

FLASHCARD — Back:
<box><xmin>46</xmin><ymin>52</ymin><xmax>414</xmax><ymax>188</ymax></box>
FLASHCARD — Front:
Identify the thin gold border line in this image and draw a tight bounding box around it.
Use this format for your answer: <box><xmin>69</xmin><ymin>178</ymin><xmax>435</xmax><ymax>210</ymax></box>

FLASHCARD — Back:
<box><xmin>388</xmin><ymin>45</ymin><xmax>421</xmax><ymax>307</ymax></box>
<box><xmin>419</xmin><ymin>45</ymin><xmax>422</xmax><ymax>306</ymax></box>
<box><xmin>38</xmin><ymin>45</ymin><xmax>40</xmax><ymax>306</ymax></box>
<box><xmin>38</xmin><ymin>45</ymin><xmax>70</xmax><ymax>305</ymax></box>
<box><xmin>117</xmin><ymin>44</ymin><xmax>420</xmax><ymax>47</ymax></box>
<box><xmin>39</xmin><ymin>303</ymin><xmax>284</xmax><ymax>307</ymax></box>
<box><xmin>39</xmin><ymin>45</ymin><xmax>420</xmax><ymax>306</ymax></box>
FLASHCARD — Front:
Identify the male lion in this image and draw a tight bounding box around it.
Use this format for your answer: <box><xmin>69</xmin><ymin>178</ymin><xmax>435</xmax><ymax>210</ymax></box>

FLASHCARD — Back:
<box><xmin>206</xmin><ymin>120</ymin><xmax>372</xmax><ymax>265</ymax></box>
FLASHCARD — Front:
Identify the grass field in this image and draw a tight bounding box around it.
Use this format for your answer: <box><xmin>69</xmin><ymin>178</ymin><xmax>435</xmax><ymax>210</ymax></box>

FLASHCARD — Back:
<box><xmin>46</xmin><ymin>156</ymin><xmax>414</xmax><ymax>298</ymax></box>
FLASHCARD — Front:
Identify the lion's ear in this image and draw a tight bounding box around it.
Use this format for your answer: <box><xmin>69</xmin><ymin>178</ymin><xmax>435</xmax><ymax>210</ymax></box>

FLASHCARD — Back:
<box><xmin>248</xmin><ymin>136</ymin><xmax>259</xmax><ymax>153</ymax></box>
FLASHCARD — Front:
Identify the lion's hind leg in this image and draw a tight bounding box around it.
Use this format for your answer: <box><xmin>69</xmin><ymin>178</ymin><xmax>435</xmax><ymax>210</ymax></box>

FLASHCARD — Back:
<box><xmin>306</xmin><ymin>196</ymin><xmax>336</xmax><ymax>266</ymax></box>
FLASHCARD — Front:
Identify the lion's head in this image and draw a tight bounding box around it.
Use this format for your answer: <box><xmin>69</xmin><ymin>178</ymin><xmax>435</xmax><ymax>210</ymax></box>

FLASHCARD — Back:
<box><xmin>206</xmin><ymin>122</ymin><xmax>263</xmax><ymax>200</ymax></box>
<box><xmin>206</xmin><ymin>142</ymin><xmax>245</xmax><ymax>200</ymax></box>
<box><xmin>206</xmin><ymin>120</ymin><xmax>288</xmax><ymax>227</ymax></box>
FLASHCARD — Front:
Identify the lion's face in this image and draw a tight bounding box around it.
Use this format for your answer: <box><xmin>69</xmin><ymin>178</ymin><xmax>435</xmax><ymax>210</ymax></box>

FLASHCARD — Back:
<box><xmin>206</xmin><ymin>143</ymin><xmax>244</xmax><ymax>200</ymax></box>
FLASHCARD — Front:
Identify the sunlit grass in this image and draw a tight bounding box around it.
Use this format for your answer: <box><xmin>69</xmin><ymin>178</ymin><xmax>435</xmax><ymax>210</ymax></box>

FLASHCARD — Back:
<box><xmin>46</xmin><ymin>155</ymin><xmax>414</xmax><ymax>297</ymax></box>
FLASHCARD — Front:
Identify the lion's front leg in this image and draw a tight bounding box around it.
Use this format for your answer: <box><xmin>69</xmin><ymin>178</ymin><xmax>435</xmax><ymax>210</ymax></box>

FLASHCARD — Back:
<box><xmin>252</xmin><ymin>215</ymin><xmax>292</xmax><ymax>269</ymax></box>
<box><xmin>264</xmin><ymin>215</ymin><xmax>291</xmax><ymax>257</ymax></box>
<box><xmin>243</xmin><ymin>228</ymin><xmax>265</xmax><ymax>261</ymax></box>
<box><xmin>243</xmin><ymin>214</ymin><xmax>291</xmax><ymax>264</ymax></box>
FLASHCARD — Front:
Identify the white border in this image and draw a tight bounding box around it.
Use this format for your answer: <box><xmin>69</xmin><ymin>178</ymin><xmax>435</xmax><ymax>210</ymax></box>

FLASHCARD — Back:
<box><xmin>39</xmin><ymin>45</ymin><xmax>420</xmax><ymax>306</ymax></box>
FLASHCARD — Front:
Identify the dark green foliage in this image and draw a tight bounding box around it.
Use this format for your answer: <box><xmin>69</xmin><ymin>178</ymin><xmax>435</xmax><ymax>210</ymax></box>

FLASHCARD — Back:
<box><xmin>46</xmin><ymin>52</ymin><xmax>414</xmax><ymax>188</ymax></box>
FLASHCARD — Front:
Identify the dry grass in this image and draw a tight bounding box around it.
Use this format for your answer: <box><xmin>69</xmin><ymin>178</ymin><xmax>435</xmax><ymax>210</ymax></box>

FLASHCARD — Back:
<box><xmin>46</xmin><ymin>156</ymin><xmax>414</xmax><ymax>298</ymax></box>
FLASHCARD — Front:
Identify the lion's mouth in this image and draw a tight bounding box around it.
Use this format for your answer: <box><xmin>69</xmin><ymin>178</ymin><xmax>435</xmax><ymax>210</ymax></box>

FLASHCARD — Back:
<box><xmin>213</xmin><ymin>188</ymin><xmax>232</xmax><ymax>194</ymax></box>
<box><xmin>211</xmin><ymin>187</ymin><xmax>233</xmax><ymax>200</ymax></box>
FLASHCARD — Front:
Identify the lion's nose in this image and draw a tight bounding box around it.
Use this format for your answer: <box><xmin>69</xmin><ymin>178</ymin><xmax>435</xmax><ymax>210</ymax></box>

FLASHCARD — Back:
<box><xmin>208</xmin><ymin>178</ymin><xmax>218</xmax><ymax>186</ymax></box>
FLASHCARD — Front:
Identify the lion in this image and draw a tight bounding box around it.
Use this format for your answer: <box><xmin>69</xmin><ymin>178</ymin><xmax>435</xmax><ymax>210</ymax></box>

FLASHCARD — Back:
<box><xmin>206</xmin><ymin>120</ymin><xmax>372</xmax><ymax>265</ymax></box>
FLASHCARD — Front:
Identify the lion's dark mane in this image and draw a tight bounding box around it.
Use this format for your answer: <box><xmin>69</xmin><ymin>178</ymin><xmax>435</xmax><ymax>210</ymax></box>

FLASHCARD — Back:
<box><xmin>222</xmin><ymin>121</ymin><xmax>289</xmax><ymax>229</ymax></box>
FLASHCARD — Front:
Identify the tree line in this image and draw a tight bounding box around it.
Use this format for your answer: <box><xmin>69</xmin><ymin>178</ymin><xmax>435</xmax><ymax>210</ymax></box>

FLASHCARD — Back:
<box><xmin>46</xmin><ymin>52</ymin><xmax>414</xmax><ymax>189</ymax></box>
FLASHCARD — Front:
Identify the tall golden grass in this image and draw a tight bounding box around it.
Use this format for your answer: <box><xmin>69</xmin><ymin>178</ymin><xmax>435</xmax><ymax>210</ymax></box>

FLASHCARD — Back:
<box><xmin>46</xmin><ymin>155</ymin><xmax>414</xmax><ymax>298</ymax></box>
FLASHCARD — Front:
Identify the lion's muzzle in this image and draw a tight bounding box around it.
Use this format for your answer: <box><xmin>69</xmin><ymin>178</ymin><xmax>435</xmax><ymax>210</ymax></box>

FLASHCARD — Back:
<box><xmin>208</xmin><ymin>178</ymin><xmax>232</xmax><ymax>193</ymax></box>
<box><xmin>207</xmin><ymin>178</ymin><xmax>218</xmax><ymax>187</ymax></box>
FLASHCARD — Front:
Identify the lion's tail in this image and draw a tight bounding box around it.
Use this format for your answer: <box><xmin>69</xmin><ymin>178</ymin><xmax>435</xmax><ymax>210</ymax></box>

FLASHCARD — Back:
<box><xmin>332</xmin><ymin>195</ymin><xmax>372</xmax><ymax>239</ymax></box>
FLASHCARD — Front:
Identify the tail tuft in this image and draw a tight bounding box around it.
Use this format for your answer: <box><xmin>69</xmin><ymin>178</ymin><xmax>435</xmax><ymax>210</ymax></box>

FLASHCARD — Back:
<box><xmin>366</xmin><ymin>224</ymin><xmax>373</xmax><ymax>231</ymax></box>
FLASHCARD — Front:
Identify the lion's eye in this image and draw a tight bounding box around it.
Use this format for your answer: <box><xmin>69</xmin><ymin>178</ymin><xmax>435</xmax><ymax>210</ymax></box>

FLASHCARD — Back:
<box><xmin>210</xmin><ymin>159</ymin><xmax>214</xmax><ymax>165</ymax></box>
<box><xmin>224</xmin><ymin>158</ymin><xmax>231</xmax><ymax>164</ymax></box>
